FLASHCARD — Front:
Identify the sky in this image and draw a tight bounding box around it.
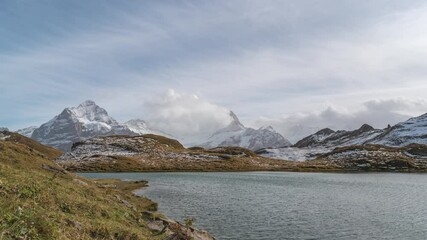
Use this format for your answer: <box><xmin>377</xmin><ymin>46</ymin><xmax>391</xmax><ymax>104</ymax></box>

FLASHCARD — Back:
<box><xmin>2</xmin><ymin>0</ymin><xmax>427</xmax><ymax>143</ymax></box>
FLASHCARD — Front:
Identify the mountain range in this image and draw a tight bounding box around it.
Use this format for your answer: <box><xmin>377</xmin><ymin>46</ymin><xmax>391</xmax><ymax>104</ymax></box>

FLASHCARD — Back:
<box><xmin>260</xmin><ymin>112</ymin><xmax>427</xmax><ymax>160</ymax></box>
<box><xmin>11</xmin><ymin>100</ymin><xmax>427</xmax><ymax>157</ymax></box>
<box><xmin>29</xmin><ymin>100</ymin><xmax>164</xmax><ymax>151</ymax></box>
<box><xmin>20</xmin><ymin>100</ymin><xmax>289</xmax><ymax>152</ymax></box>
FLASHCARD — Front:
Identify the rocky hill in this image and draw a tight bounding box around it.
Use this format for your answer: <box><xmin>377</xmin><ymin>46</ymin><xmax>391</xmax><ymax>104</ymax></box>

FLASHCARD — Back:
<box><xmin>57</xmin><ymin>134</ymin><xmax>300</xmax><ymax>172</ymax></box>
<box><xmin>53</xmin><ymin>132</ymin><xmax>427</xmax><ymax>172</ymax></box>
<box><xmin>200</xmin><ymin>111</ymin><xmax>291</xmax><ymax>151</ymax></box>
<box><xmin>314</xmin><ymin>144</ymin><xmax>427</xmax><ymax>171</ymax></box>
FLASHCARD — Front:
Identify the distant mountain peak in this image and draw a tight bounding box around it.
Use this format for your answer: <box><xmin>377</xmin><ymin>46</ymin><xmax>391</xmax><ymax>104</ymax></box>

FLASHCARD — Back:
<box><xmin>123</xmin><ymin>119</ymin><xmax>151</xmax><ymax>135</ymax></box>
<box><xmin>229</xmin><ymin>111</ymin><xmax>242</xmax><ymax>124</ymax></box>
<box><xmin>214</xmin><ymin>111</ymin><xmax>245</xmax><ymax>134</ymax></box>
<box><xmin>315</xmin><ymin>128</ymin><xmax>335</xmax><ymax>135</ymax></box>
<box><xmin>66</xmin><ymin>100</ymin><xmax>116</xmax><ymax>125</ymax></box>
<box><xmin>78</xmin><ymin>99</ymin><xmax>96</xmax><ymax>107</ymax></box>
<box><xmin>201</xmin><ymin>111</ymin><xmax>291</xmax><ymax>151</ymax></box>
<box><xmin>16</xmin><ymin>126</ymin><xmax>38</xmax><ymax>138</ymax></box>
<box><xmin>294</xmin><ymin>124</ymin><xmax>382</xmax><ymax>148</ymax></box>
<box><xmin>31</xmin><ymin>101</ymin><xmax>131</xmax><ymax>151</ymax></box>
<box><xmin>358</xmin><ymin>124</ymin><xmax>374</xmax><ymax>132</ymax></box>
<box><xmin>228</xmin><ymin>111</ymin><xmax>245</xmax><ymax>129</ymax></box>
<box><xmin>125</xmin><ymin>119</ymin><xmax>147</xmax><ymax>125</ymax></box>
<box><xmin>259</xmin><ymin>126</ymin><xmax>275</xmax><ymax>131</ymax></box>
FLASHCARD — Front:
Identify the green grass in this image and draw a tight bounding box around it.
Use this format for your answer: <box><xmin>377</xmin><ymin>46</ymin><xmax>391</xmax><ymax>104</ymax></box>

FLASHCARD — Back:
<box><xmin>0</xmin><ymin>137</ymin><xmax>163</xmax><ymax>239</ymax></box>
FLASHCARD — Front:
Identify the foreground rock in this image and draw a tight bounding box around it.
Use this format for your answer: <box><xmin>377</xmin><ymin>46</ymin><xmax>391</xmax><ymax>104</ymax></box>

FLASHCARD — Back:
<box><xmin>144</xmin><ymin>212</ymin><xmax>215</xmax><ymax>240</ymax></box>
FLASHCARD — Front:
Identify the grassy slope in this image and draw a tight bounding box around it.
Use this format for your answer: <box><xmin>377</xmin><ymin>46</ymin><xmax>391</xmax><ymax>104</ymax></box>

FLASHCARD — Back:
<box><xmin>0</xmin><ymin>134</ymin><xmax>163</xmax><ymax>239</ymax></box>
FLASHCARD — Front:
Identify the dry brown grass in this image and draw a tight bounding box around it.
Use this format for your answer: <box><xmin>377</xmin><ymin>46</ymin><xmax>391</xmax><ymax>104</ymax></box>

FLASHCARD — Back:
<box><xmin>0</xmin><ymin>135</ymin><xmax>163</xmax><ymax>239</ymax></box>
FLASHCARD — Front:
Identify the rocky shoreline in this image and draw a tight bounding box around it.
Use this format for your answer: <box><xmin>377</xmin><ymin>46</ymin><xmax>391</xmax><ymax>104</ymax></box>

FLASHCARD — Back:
<box><xmin>93</xmin><ymin>179</ymin><xmax>216</xmax><ymax>240</ymax></box>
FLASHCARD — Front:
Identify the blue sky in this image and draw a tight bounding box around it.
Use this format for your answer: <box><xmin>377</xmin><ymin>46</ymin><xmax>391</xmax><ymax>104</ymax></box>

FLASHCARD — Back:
<box><xmin>2</xmin><ymin>0</ymin><xmax>427</xmax><ymax>142</ymax></box>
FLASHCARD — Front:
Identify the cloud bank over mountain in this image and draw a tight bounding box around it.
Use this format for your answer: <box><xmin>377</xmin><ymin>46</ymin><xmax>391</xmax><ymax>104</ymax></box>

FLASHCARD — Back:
<box><xmin>255</xmin><ymin>98</ymin><xmax>427</xmax><ymax>143</ymax></box>
<box><xmin>144</xmin><ymin>90</ymin><xmax>231</xmax><ymax>144</ymax></box>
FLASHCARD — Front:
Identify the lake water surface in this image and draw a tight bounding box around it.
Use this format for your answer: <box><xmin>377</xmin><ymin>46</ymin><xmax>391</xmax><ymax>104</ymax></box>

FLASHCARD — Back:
<box><xmin>80</xmin><ymin>172</ymin><xmax>427</xmax><ymax>240</ymax></box>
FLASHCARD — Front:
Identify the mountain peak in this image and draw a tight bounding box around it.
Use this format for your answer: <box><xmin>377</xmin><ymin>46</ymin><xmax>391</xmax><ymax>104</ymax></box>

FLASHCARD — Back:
<box><xmin>358</xmin><ymin>124</ymin><xmax>374</xmax><ymax>132</ymax></box>
<box><xmin>259</xmin><ymin>126</ymin><xmax>275</xmax><ymax>131</ymax></box>
<box><xmin>229</xmin><ymin>111</ymin><xmax>243</xmax><ymax>125</ymax></box>
<box><xmin>202</xmin><ymin>111</ymin><xmax>291</xmax><ymax>151</ymax></box>
<box><xmin>315</xmin><ymin>128</ymin><xmax>335</xmax><ymax>135</ymax></box>
<box><xmin>78</xmin><ymin>100</ymin><xmax>97</xmax><ymax>108</ymax></box>
<box><xmin>225</xmin><ymin>111</ymin><xmax>245</xmax><ymax>131</ymax></box>
<box><xmin>31</xmin><ymin>101</ymin><xmax>130</xmax><ymax>151</ymax></box>
<box><xmin>125</xmin><ymin>119</ymin><xmax>147</xmax><ymax>125</ymax></box>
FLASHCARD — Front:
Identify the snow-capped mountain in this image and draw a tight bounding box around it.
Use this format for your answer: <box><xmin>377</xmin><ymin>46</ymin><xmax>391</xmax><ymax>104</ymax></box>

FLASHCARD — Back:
<box><xmin>200</xmin><ymin>111</ymin><xmax>291</xmax><ymax>151</ymax></box>
<box><xmin>31</xmin><ymin>100</ymin><xmax>135</xmax><ymax>151</ymax></box>
<box><xmin>259</xmin><ymin>124</ymin><xmax>384</xmax><ymax>161</ymax></box>
<box><xmin>293</xmin><ymin>128</ymin><xmax>335</xmax><ymax>148</ymax></box>
<box><xmin>284</xmin><ymin>125</ymin><xmax>323</xmax><ymax>144</ymax></box>
<box><xmin>123</xmin><ymin>119</ymin><xmax>172</xmax><ymax>137</ymax></box>
<box><xmin>367</xmin><ymin>113</ymin><xmax>427</xmax><ymax>146</ymax></box>
<box><xmin>16</xmin><ymin>126</ymin><xmax>38</xmax><ymax>137</ymax></box>
<box><xmin>123</xmin><ymin>119</ymin><xmax>152</xmax><ymax>135</ymax></box>
<box><xmin>0</xmin><ymin>127</ymin><xmax>9</xmax><ymax>132</ymax></box>
<box><xmin>294</xmin><ymin>124</ymin><xmax>383</xmax><ymax>148</ymax></box>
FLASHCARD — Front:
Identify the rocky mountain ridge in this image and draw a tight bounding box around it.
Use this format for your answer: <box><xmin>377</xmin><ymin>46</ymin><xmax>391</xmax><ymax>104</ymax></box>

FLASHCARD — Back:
<box><xmin>261</xmin><ymin>112</ymin><xmax>427</xmax><ymax>161</ymax></box>
<box><xmin>294</xmin><ymin>124</ymin><xmax>383</xmax><ymax>148</ymax></box>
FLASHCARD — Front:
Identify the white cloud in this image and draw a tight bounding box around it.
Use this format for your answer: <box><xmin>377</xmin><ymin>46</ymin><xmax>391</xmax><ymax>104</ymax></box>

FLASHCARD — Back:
<box><xmin>254</xmin><ymin>98</ymin><xmax>427</xmax><ymax>143</ymax></box>
<box><xmin>144</xmin><ymin>90</ymin><xmax>232</xmax><ymax>144</ymax></box>
<box><xmin>3</xmin><ymin>1</ymin><xmax>427</xmax><ymax>134</ymax></box>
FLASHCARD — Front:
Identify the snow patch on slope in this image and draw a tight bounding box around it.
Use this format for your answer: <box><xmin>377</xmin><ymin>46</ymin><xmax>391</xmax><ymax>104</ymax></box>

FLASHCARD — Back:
<box><xmin>368</xmin><ymin>113</ymin><xmax>427</xmax><ymax>146</ymax></box>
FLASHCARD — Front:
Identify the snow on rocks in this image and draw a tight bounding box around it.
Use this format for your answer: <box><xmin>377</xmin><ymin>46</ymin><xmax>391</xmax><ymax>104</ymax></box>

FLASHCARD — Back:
<box><xmin>200</xmin><ymin>111</ymin><xmax>291</xmax><ymax>151</ymax></box>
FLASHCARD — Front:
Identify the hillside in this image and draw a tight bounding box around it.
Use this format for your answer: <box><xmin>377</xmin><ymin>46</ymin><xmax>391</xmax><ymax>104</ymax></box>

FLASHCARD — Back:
<box><xmin>367</xmin><ymin>113</ymin><xmax>427</xmax><ymax>146</ymax></box>
<box><xmin>54</xmin><ymin>132</ymin><xmax>427</xmax><ymax>173</ymax></box>
<box><xmin>57</xmin><ymin>134</ymin><xmax>304</xmax><ymax>172</ymax></box>
<box><xmin>0</xmin><ymin>131</ymin><xmax>213</xmax><ymax>239</ymax></box>
<box><xmin>260</xmin><ymin>124</ymin><xmax>384</xmax><ymax>161</ymax></box>
<box><xmin>313</xmin><ymin>144</ymin><xmax>427</xmax><ymax>171</ymax></box>
<box><xmin>294</xmin><ymin>124</ymin><xmax>383</xmax><ymax>148</ymax></box>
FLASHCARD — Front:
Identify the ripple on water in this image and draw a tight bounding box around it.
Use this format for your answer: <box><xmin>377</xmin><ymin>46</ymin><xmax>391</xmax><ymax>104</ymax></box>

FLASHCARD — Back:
<box><xmin>80</xmin><ymin>172</ymin><xmax>427</xmax><ymax>240</ymax></box>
